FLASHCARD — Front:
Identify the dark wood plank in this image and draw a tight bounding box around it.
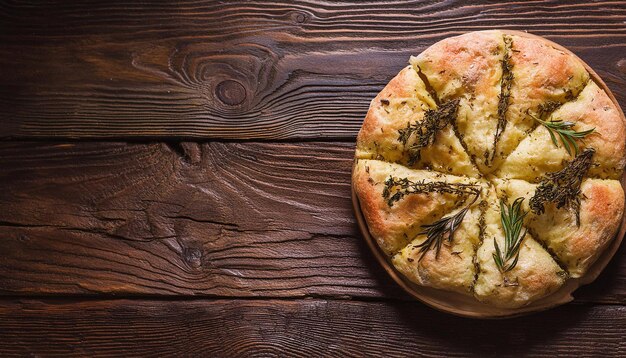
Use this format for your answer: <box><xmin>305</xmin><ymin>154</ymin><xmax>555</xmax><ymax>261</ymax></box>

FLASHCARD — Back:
<box><xmin>0</xmin><ymin>298</ymin><xmax>624</xmax><ymax>357</ymax></box>
<box><xmin>0</xmin><ymin>141</ymin><xmax>624</xmax><ymax>303</ymax></box>
<box><xmin>1</xmin><ymin>0</ymin><xmax>625</xmax><ymax>139</ymax></box>
<box><xmin>0</xmin><ymin>141</ymin><xmax>402</xmax><ymax>298</ymax></box>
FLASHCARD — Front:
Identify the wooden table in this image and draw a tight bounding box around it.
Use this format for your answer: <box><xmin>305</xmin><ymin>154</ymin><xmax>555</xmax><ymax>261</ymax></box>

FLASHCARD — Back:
<box><xmin>1</xmin><ymin>1</ymin><xmax>625</xmax><ymax>356</ymax></box>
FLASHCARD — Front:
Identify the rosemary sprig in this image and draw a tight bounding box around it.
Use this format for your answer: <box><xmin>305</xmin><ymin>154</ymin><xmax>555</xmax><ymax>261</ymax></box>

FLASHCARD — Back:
<box><xmin>397</xmin><ymin>99</ymin><xmax>460</xmax><ymax>165</ymax></box>
<box><xmin>414</xmin><ymin>194</ymin><xmax>479</xmax><ymax>261</ymax></box>
<box><xmin>493</xmin><ymin>197</ymin><xmax>527</xmax><ymax>273</ymax></box>
<box><xmin>530</xmin><ymin>148</ymin><xmax>595</xmax><ymax>226</ymax></box>
<box><xmin>382</xmin><ymin>176</ymin><xmax>482</xmax><ymax>261</ymax></box>
<box><xmin>529</xmin><ymin>111</ymin><xmax>595</xmax><ymax>156</ymax></box>
<box><xmin>382</xmin><ymin>176</ymin><xmax>480</xmax><ymax>207</ymax></box>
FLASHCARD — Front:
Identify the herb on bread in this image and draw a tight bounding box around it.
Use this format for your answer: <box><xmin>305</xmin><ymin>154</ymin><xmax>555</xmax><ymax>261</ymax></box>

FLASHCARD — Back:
<box><xmin>397</xmin><ymin>99</ymin><xmax>460</xmax><ymax>165</ymax></box>
<box><xmin>536</xmin><ymin>101</ymin><xmax>561</xmax><ymax>119</ymax></box>
<box><xmin>529</xmin><ymin>148</ymin><xmax>595</xmax><ymax>226</ymax></box>
<box><xmin>530</xmin><ymin>112</ymin><xmax>595</xmax><ymax>156</ymax></box>
<box><xmin>382</xmin><ymin>176</ymin><xmax>480</xmax><ymax>207</ymax></box>
<box><xmin>414</xmin><ymin>194</ymin><xmax>479</xmax><ymax>261</ymax></box>
<box><xmin>383</xmin><ymin>176</ymin><xmax>481</xmax><ymax>261</ymax></box>
<box><xmin>493</xmin><ymin>197</ymin><xmax>527</xmax><ymax>275</ymax></box>
<box><xmin>491</xmin><ymin>35</ymin><xmax>514</xmax><ymax>162</ymax></box>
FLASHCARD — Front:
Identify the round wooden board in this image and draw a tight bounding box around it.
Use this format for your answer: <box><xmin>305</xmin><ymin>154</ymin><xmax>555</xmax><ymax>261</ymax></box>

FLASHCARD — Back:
<box><xmin>351</xmin><ymin>29</ymin><xmax>626</xmax><ymax>319</ymax></box>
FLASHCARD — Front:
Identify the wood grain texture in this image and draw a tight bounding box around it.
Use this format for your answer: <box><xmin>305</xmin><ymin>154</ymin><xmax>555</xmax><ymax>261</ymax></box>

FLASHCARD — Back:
<box><xmin>0</xmin><ymin>141</ymin><xmax>624</xmax><ymax>303</ymax></box>
<box><xmin>0</xmin><ymin>299</ymin><xmax>624</xmax><ymax>357</ymax></box>
<box><xmin>1</xmin><ymin>0</ymin><xmax>625</xmax><ymax>139</ymax></box>
<box><xmin>0</xmin><ymin>141</ymin><xmax>399</xmax><ymax>298</ymax></box>
<box><xmin>1</xmin><ymin>2</ymin><xmax>625</xmax><ymax>355</ymax></box>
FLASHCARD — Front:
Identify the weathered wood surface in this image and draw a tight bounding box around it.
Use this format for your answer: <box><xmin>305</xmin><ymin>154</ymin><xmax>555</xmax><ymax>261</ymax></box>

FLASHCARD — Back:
<box><xmin>0</xmin><ymin>141</ymin><xmax>395</xmax><ymax>298</ymax></box>
<box><xmin>0</xmin><ymin>299</ymin><xmax>624</xmax><ymax>357</ymax></box>
<box><xmin>2</xmin><ymin>1</ymin><xmax>626</xmax><ymax>356</ymax></box>
<box><xmin>1</xmin><ymin>0</ymin><xmax>625</xmax><ymax>139</ymax></box>
<box><xmin>0</xmin><ymin>141</ymin><xmax>624</xmax><ymax>303</ymax></box>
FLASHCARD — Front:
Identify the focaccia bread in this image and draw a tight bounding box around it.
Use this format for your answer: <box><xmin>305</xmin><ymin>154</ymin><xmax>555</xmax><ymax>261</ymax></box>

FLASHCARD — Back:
<box><xmin>353</xmin><ymin>30</ymin><xmax>625</xmax><ymax>309</ymax></box>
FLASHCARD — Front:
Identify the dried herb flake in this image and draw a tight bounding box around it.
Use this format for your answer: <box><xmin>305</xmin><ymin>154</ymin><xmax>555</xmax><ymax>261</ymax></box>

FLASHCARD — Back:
<box><xmin>529</xmin><ymin>148</ymin><xmax>595</xmax><ymax>226</ymax></box>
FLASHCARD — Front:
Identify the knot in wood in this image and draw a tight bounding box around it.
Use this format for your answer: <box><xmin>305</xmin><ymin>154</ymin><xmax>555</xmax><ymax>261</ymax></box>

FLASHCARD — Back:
<box><xmin>183</xmin><ymin>247</ymin><xmax>203</xmax><ymax>269</ymax></box>
<box><xmin>292</xmin><ymin>11</ymin><xmax>307</xmax><ymax>24</ymax></box>
<box><xmin>215</xmin><ymin>80</ymin><xmax>246</xmax><ymax>106</ymax></box>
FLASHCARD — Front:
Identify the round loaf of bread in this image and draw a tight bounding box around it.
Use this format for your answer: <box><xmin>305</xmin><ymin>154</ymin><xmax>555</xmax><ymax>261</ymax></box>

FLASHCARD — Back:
<box><xmin>353</xmin><ymin>30</ymin><xmax>626</xmax><ymax>311</ymax></box>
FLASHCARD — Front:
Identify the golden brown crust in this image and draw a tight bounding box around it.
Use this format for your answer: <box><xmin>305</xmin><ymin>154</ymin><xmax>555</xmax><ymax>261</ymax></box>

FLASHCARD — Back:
<box><xmin>575</xmin><ymin>83</ymin><xmax>626</xmax><ymax>178</ymax></box>
<box><xmin>393</xmin><ymin>233</ymin><xmax>475</xmax><ymax>294</ymax></box>
<box><xmin>352</xmin><ymin>30</ymin><xmax>624</xmax><ymax>309</ymax></box>
<box><xmin>357</xmin><ymin>67</ymin><xmax>428</xmax><ymax>147</ymax></box>
<box><xmin>494</xmin><ymin>178</ymin><xmax>624</xmax><ymax>277</ymax></box>
<box><xmin>492</xmin><ymin>34</ymin><xmax>590</xmax><ymax>171</ymax></box>
<box><xmin>473</xmin><ymin>189</ymin><xmax>565</xmax><ymax>308</ymax></box>
<box><xmin>355</xmin><ymin>66</ymin><xmax>479</xmax><ymax>177</ymax></box>
<box><xmin>353</xmin><ymin>159</ymin><xmax>478</xmax><ymax>256</ymax></box>
<box><xmin>510</xmin><ymin>36</ymin><xmax>587</xmax><ymax>99</ymax></box>
<box><xmin>410</xmin><ymin>30</ymin><xmax>503</xmax><ymax>98</ymax></box>
<box><xmin>356</xmin><ymin>67</ymin><xmax>431</xmax><ymax>163</ymax></box>
<box><xmin>496</xmin><ymin>81</ymin><xmax>626</xmax><ymax>181</ymax></box>
<box><xmin>560</xmin><ymin>180</ymin><xmax>624</xmax><ymax>276</ymax></box>
<box><xmin>410</xmin><ymin>30</ymin><xmax>504</xmax><ymax>173</ymax></box>
<box><xmin>474</xmin><ymin>235</ymin><xmax>566</xmax><ymax>309</ymax></box>
<box><xmin>391</xmin><ymin>191</ymin><xmax>484</xmax><ymax>294</ymax></box>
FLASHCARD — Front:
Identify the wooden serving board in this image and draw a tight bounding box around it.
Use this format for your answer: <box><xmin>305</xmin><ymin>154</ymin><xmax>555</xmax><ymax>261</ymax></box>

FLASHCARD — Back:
<box><xmin>352</xmin><ymin>30</ymin><xmax>626</xmax><ymax>319</ymax></box>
